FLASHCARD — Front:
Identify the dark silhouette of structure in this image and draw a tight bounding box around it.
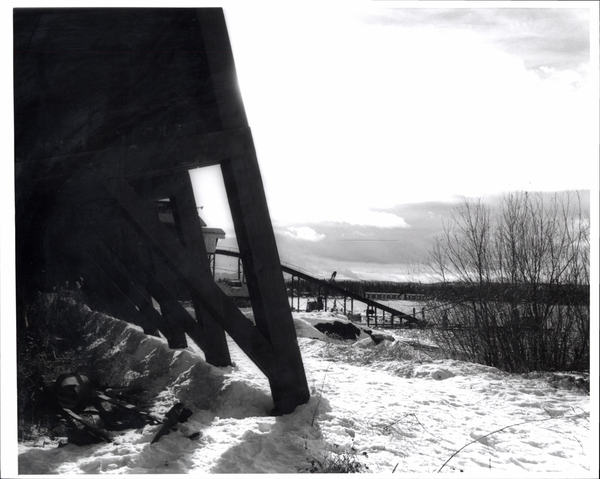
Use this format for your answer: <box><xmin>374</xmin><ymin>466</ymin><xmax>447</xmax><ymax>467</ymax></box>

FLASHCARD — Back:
<box><xmin>14</xmin><ymin>7</ymin><xmax>309</xmax><ymax>414</ymax></box>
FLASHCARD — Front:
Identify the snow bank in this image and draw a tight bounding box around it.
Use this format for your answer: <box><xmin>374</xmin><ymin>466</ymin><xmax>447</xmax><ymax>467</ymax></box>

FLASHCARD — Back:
<box><xmin>17</xmin><ymin>309</ymin><xmax>593</xmax><ymax>475</ymax></box>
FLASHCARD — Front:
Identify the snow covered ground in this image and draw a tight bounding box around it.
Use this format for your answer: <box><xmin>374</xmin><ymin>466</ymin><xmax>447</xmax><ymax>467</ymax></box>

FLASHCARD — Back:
<box><xmin>16</xmin><ymin>309</ymin><xmax>594</xmax><ymax>476</ymax></box>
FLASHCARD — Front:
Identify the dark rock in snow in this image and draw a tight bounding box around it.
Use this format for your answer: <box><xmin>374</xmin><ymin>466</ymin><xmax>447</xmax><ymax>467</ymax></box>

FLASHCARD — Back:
<box><xmin>370</xmin><ymin>332</ymin><xmax>395</xmax><ymax>345</ymax></box>
<box><xmin>314</xmin><ymin>321</ymin><xmax>362</xmax><ymax>340</ymax></box>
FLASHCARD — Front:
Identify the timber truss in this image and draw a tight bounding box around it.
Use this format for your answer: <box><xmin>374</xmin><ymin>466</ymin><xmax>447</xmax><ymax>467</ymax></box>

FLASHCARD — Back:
<box><xmin>14</xmin><ymin>8</ymin><xmax>309</xmax><ymax>414</ymax></box>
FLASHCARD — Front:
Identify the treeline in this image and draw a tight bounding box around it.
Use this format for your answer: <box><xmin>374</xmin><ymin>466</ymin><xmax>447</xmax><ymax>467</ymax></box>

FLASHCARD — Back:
<box><xmin>422</xmin><ymin>281</ymin><xmax>589</xmax><ymax>306</ymax></box>
<box><xmin>284</xmin><ymin>279</ymin><xmax>425</xmax><ymax>297</ymax></box>
<box><xmin>285</xmin><ymin>278</ymin><xmax>589</xmax><ymax>307</ymax></box>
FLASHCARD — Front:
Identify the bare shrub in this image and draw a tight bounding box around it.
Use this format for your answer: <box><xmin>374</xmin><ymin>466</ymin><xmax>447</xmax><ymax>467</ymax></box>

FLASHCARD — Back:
<box><xmin>427</xmin><ymin>192</ymin><xmax>589</xmax><ymax>373</ymax></box>
<box><xmin>17</xmin><ymin>290</ymin><xmax>94</xmax><ymax>440</ymax></box>
<box><xmin>298</xmin><ymin>441</ymin><xmax>369</xmax><ymax>473</ymax></box>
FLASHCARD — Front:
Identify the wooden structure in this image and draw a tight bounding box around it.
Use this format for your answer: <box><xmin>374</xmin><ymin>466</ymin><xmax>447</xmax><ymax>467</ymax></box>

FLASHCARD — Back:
<box><xmin>216</xmin><ymin>249</ymin><xmax>425</xmax><ymax>327</ymax></box>
<box><xmin>14</xmin><ymin>8</ymin><xmax>309</xmax><ymax>414</ymax></box>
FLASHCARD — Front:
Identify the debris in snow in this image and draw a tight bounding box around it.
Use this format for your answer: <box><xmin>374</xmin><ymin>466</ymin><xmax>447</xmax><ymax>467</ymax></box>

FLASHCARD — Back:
<box><xmin>151</xmin><ymin>403</ymin><xmax>193</xmax><ymax>444</ymax></box>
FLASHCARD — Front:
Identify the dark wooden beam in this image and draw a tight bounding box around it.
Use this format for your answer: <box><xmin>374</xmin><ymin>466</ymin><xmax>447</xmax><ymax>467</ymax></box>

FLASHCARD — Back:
<box><xmin>197</xmin><ymin>8</ymin><xmax>309</xmax><ymax>413</ymax></box>
<box><xmin>102</xmin><ymin>177</ymin><xmax>278</xmax><ymax>378</ymax></box>
<box><xmin>167</xmin><ymin>172</ymin><xmax>232</xmax><ymax>367</ymax></box>
<box><xmin>125</xmin><ymin>171</ymin><xmax>232</xmax><ymax>366</ymax></box>
<box><xmin>84</xmin><ymin>244</ymin><xmax>164</xmax><ymax>338</ymax></box>
<box><xmin>16</xmin><ymin>127</ymin><xmax>253</xmax><ymax>193</ymax></box>
<box><xmin>105</xmin><ymin>219</ymin><xmax>210</xmax><ymax>352</ymax></box>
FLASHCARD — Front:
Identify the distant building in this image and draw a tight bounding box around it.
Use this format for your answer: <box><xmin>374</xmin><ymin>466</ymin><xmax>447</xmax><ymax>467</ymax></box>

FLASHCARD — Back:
<box><xmin>365</xmin><ymin>292</ymin><xmax>403</xmax><ymax>300</ymax></box>
<box><xmin>202</xmin><ymin>227</ymin><xmax>226</xmax><ymax>254</ymax></box>
<box><xmin>157</xmin><ymin>199</ymin><xmax>225</xmax><ymax>254</ymax></box>
<box><xmin>364</xmin><ymin>292</ymin><xmax>426</xmax><ymax>301</ymax></box>
<box><xmin>401</xmin><ymin>293</ymin><xmax>425</xmax><ymax>301</ymax></box>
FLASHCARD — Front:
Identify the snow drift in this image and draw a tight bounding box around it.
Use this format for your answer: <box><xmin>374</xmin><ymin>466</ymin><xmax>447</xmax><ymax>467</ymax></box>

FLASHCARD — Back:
<box><xmin>17</xmin><ymin>308</ymin><xmax>592</xmax><ymax>475</ymax></box>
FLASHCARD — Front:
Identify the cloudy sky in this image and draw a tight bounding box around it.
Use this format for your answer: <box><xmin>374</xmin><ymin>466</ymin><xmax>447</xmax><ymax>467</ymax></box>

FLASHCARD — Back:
<box><xmin>188</xmin><ymin>1</ymin><xmax>596</xmax><ymax>282</ymax></box>
<box><xmin>4</xmin><ymin>1</ymin><xmax>596</xmax><ymax>283</ymax></box>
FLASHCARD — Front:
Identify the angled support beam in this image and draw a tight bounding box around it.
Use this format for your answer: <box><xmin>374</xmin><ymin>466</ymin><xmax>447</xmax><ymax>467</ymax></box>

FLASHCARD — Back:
<box><xmin>83</xmin><ymin>244</ymin><xmax>164</xmax><ymax>337</ymax></box>
<box><xmin>221</xmin><ymin>154</ymin><xmax>310</xmax><ymax>412</ymax></box>
<box><xmin>83</xmin><ymin>255</ymin><xmax>160</xmax><ymax>337</ymax></box>
<box><xmin>105</xmin><ymin>219</ymin><xmax>209</xmax><ymax>352</ymax></box>
<box><xmin>128</xmin><ymin>172</ymin><xmax>232</xmax><ymax>366</ymax></box>
<box><xmin>101</xmin><ymin>177</ymin><xmax>278</xmax><ymax>380</ymax></box>
<box><xmin>85</xmin><ymin>210</ymin><xmax>190</xmax><ymax>349</ymax></box>
<box><xmin>167</xmin><ymin>171</ymin><xmax>232</xmax><ymax>366</ymax></box>
<box><xmin>90</xmin><ymin>240</ymin><xmax>189</xmax><ymax>348</ymax></box>
<box><xmin>196</xmin><ymin>8</ymin><xmax>309</xmax><ymax>413</ymax></box>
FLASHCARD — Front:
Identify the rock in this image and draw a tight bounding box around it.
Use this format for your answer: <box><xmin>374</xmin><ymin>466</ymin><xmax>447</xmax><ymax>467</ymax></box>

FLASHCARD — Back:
<box><xmin>314</xmin><ymin>321</ymin><xmax>362</xmax><ymax>340</ymax></box>
<box><xmin>431</xmin><ymin>369</ymin><xmax>454</xmax><ymax>380</ymax></box>
<box><xmin>370</xmin><ymin>332</ymin><xmax>395</xmax><ymax>345</ymax></box>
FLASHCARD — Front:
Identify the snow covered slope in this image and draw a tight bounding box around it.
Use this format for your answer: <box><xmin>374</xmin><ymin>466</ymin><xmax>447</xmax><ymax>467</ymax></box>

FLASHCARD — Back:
<box><xmin>17</xmin><ymin>309</ymin><xmax>593</xmax><ymax>475</ymax></box>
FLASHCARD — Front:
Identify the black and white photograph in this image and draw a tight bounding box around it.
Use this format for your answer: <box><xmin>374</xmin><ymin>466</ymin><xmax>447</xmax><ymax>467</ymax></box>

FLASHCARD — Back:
<box><xmin>3</xmin><ymin>0</ymin><xmax>598</xmax><ymax>476</ymax></box>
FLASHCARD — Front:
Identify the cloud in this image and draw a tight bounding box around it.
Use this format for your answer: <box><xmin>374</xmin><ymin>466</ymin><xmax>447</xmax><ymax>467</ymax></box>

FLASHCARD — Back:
<box><xmin>226</xmin><ymin>4</ymin><xmax>594</xmax><ymax>248</ymax></box>
<box><xmin>283</xmin><ymin>226</ymin><xmax>325</xmax><ymax>242</ymax></box>
<box><xmin>336</xmin><ymin>210</ymin><xmax>409</xmax><ymax>229</ymax></box>
<box><xmin>271</xmin><ymin>201</ymin><xmax>410</xmax><ymax>230</ymax></box>
<box><xmin>359</xmin><ymin>8</ymin><xmax>590</xmax><ymax>73</ymax></box>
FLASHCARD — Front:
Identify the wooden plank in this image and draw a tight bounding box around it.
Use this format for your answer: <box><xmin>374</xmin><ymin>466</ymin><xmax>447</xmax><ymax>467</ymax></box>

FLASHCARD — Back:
<box><xmin>93</xmin><ymin>393</ymin><xmax>162</xmax><ymax>425</ymax></box>
<box><xmin>16</xmin><ymin>127</ymin><xmax>253</xmax><ymax>192</ymax></box>
<box><xmin>116</xmin><ymin>173</ymin><xmax>229</xmax><ymax>364</ymax></box>
<box><xmin>83</xmin><ymin>247</ymin><xmax>162</xmax><ymax>337</ymax></box>
<box><xmin>106</xmin><ymin>219</ymin><xmax>210</xmax><ymax>351</ymax></box>
<box><xmin>100</xmin><ymin>222</ymin><xmax>190</xmax><ymax>349</ymax></box>
<box><xmin>165</xmin><ymin>172</ymin><xmax>232</xmax><ymax>367</ymax></box>
<box><xmin>102</xmin><ymin>177</ymin><xmax>278</xmax><ymax>378</ymax></box>
<box><xmin>61</xmin><ymin>408</ymin><xmax>113</xmax><ymax>443</ymax></box>
<box><xmin>197</xmin><ymin>8</ymin><xmax>309</xmax><ymax>413</ymax></box>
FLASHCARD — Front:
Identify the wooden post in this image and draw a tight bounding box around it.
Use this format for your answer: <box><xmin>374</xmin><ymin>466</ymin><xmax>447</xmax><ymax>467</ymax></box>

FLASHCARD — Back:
<box><xmin>290</xmin><ymin>275</ymin><xmax>294</xmax><ymax>311</ymax></box>
<box><xmin>84</xmin><ymin>251</ymin><xmax>161</xmax><ymax>337</ymax></box>
<box><xmin>177</xmin><ymin>0</ymin><xmax>313</xmax><ymax>392</ymax></box>
<box><xmin>318</xmin><ymin>286</ymin><xmax>321</xmax><ymax>308</ymax></box>
<box><xmin>138</xmin><ymin>172</ymin><xmax>232</xmax><ymax>367</ymax></box>
<box><xmin>84</xmin><ymin>243</ymin><xmax>166</xmax><ymax>338</ymax></box>
<box><xmin>103</xmin><ymin>178</ymin><xmax>280</xmax><ymax>372</ymax></box>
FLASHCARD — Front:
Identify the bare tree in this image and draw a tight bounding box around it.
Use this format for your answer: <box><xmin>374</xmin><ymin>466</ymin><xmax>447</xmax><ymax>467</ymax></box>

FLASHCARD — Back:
<box><xmin>428</xmin><ymin>192</ymin><xmax>589</xmax><ymax>373</ymax></box>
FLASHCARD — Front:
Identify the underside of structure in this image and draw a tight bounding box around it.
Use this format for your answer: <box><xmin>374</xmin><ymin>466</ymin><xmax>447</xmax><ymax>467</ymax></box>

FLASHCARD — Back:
<box><xmin>14</xmin><ymin>7</ymin><xmax>310</xmax><ymax>414</ymax></box>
